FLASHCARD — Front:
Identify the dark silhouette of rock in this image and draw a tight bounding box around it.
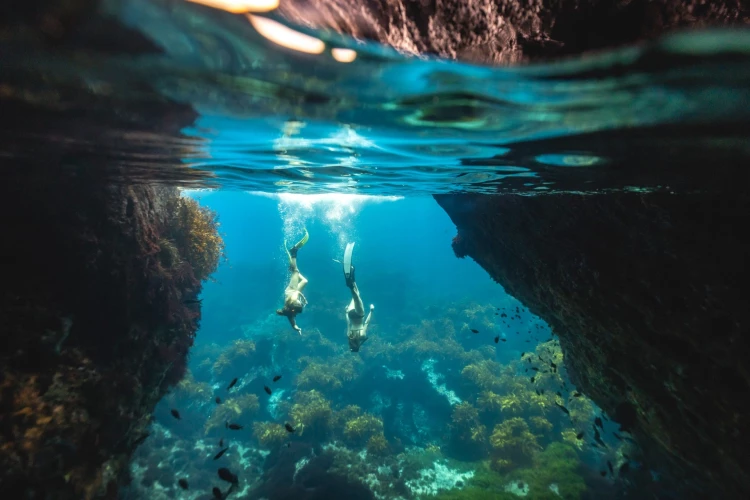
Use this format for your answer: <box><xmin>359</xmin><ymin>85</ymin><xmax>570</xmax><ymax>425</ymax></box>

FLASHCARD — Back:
<box><xmin>280</xmin><ymin>0</ymin><xmax>748</xmax><ymax>64</ymax></box>
<box><xmin>436</xmin><ymin>191</ymin><xmax>750</xmax><ymax>497</ymax></box>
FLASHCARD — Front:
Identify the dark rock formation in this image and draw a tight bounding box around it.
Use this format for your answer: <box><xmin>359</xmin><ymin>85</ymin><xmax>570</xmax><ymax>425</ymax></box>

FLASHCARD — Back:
<box><xmin>436</xmin><ymin>192</ymin><xmax>750</xmax><ymax>497</ymax></box>
<box><xmin>280</xmin><ymin>0</ymin><xmax>748</xmax><ymax>64</ymax></box>
<box><xmin>0</xmin><ymin>3</ymin><xmax>223</xmax><ymax>497</ymax></box>
<box><xmin>0</xmin><ymin>169</ymin><xmax>220</xmax><ymax>497</ymax></box>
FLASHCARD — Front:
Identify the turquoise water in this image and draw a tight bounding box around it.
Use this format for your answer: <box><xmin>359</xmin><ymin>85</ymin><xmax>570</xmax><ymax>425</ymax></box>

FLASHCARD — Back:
<box><xmin>123</xmin><ymin>192</ymin><xmax>636</xmax><ymax>500</ymax></box>
<box><xmin>2</xmin><ymin>0</ymin><xmax>749</xmax><ymax>193</ymax></box>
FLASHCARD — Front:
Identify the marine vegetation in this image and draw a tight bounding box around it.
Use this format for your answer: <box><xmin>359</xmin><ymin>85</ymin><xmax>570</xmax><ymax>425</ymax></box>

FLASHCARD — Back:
<box><xmin>296</xmin><ymin>355</ymin><xmax>362</xmax><ymax>391</ymax></box>
<box><xmin>289</xmin><ymin>390</ymin><xmax>333</xmax><ymax>439</ymax></box>
<box><xmin>511</xmin><ymin>442</ymin><xmax>587</xmax><ymax>499</ymax></box>
<box><xmin>253</xmin><ymin>422</ymin><xmax>288</xmax><ymax>448</ymax></box>
<box><xmin>342</xmin><ymin>413</ymin><xmax>384</xmax><ymax>446</ymax></box>
<box><xmin>212</xmin><ymin>339</ymin><xmax>256</xmax><ymax>377</ymax></box>
<box><xmin>205</xmin><ymin>394</ymin><xmax>259</xmax><ymax>434</ymax></box>
<box><xmin>364</xmin><ymin>318</ymin><xmax>488</xmax><ymax>365</ymax></box>
<box><xmin>366</xmin><ymin>433</ymin><xmax>390</xmax><ymax>456</ymax></box>
<box><xmin>489</xmin><ymin>418</ymin><xmax>541</xmax><ymax>472</ymax></box>
<box><xmin>449</xmin><ymin>402</ymin><xmax>487</xmax><ymax>459</ymax></box>
<box><xmin>163</xmin><ymin>195</ymin><xmax>225</xmax><ymax>282</ymax></box>
<box><xmin>461</xmin><ymin>360</ymin><xmax>505</xmax><ymax>393</ymax></box>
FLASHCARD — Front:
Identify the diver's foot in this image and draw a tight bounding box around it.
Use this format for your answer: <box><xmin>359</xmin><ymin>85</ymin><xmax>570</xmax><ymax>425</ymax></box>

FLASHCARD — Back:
<box><xmin>345</xmin><ymin>265</ymin><xmax>355</xmax><ymax>288</ymax></box>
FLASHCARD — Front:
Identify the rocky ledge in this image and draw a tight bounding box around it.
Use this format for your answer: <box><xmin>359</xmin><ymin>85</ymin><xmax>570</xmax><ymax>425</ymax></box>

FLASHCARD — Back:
<box><xmin>436</xmin><ymin>191</ymin><xmax>750</xmax><ymax>498</ymax></box>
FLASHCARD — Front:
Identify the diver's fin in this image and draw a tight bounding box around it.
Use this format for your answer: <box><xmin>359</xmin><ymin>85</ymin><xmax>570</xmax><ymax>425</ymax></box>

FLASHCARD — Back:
<box><xmin>344</xmin><ymin>242</ymin><xmax>355</xmax><ymax>285</ymax></box>
<box><xmin>292</xmin><ymin>228</ymin><xmax>309</xmax><ymax>250</ymax></box>
<box><xmin>287</xmin><ymin>229</ymin><xmax>309</xmax><ymax>258</ymax></box>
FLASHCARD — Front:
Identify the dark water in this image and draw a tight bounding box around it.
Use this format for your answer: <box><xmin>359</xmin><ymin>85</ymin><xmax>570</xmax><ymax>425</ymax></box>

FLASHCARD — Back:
<box><xmin>1</xmin><ymin>1</ymin><xmax>749</xmax><ymax>500</ymax></box>
<box><xmin>1</xmin><ymin>0</ymin><xmax>749</xmax><ymax>193</ymax></box>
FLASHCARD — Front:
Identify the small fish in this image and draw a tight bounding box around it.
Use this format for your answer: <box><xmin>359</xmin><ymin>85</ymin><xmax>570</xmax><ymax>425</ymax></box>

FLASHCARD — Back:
<box><xmin>494</xmin><ymin>336</ymin><xmax>499</xmax><ymax>343</ymax></box>
<box><xmin>556</xmin><ymin>391</ymin><xmax>562</xmax><ymax>398</ymax></box>
<box><xmin>520</xmin><ymin>352</ymin><xmax>525</xmax><ymax>357</ymax></box>
<box><xmin>264</xmin><ymin>386</ymin><xmax>272</xmax><ymax>395</ymax></box>
<box><xmin>530</xmin><ymin>376</ymin><xmax>536</xmax><ymax>383</ymax></box>
<box><xmin>178</xmin><ymin>478</ymin><xmax>189</xmax><ymax>490</ymax></box>
<box><xmin>501</xmin><ymin>313</ymin><xmax>507</xmax><ymax>318</ymax></box>
<box><xmin>539</xmin><ymin>389</ymin><xmax>545</xmax><ymax>395</ymax></box>
<box><xmin>470</xmin><ymin>328</ymin><xmax>479</xmax><ymax>334</ymax></box>
<box><xmin>215</xmin><ymin>396</ymin><xmax>222</xmax><ymax>404</ymax></box>
<box><xmin>531</xmin><ymin>367</ymin><xmax>539</xmax><ymax>371</ymax></box>
<box><xmin>214</xmin><ymin>447</ymin><xmax>229</xmax><ymax>460</ymax></box>
<box><xmin>607</xmin><ymin>461</ymin><xmax>614</xmax><ymax>475</ymax></box>
<box><xmin>619</xmin><ymin>462</ymin><xmax>631</xmax><ymax>474</ymax></box>
<box><xmin>170</xmin><ymin>409</ymin><xmax>181</xmax><ymax>420</ymax></box>
<box><xmin>219</xmin><ymin>438</ymin><xmax>224</xmax><ymax>447</ymax></box>
<box><xmin>595</xmin><ymin>417</ymin><xmax>603</xmax><ymax>429</ymax></box>
<box><xmin>286</xmin><ymin>443</ymin><xmax>291</xmax><ymax>448</ymax></box>
<box><xmin>217</xmin><ymin>467</ymin><xmax>238</xmax><ymax>484</ymax></box>
<box><xmin>550</xmin><ymin>362</ymin><xmax>557</xmax><ymax>371</ymax></box>
<box><xmin>573</xmin><ymin>392</ymin><xmax>581</xmax><ymax>397</ymax></box>
<box><xmin>622</xmin><ymin>453</ymin><xmax>630</xmax><ymax>460</ymax></box>
<box><xmin>554</xmin><ymin>402</ymin><xmax>570</xmax><ymax>415</ymax></box>
<box><xmin>501</xmin><ymin>338</ymin><xmax>507</xmax><ymax>342</ymax></box>
<box><xmin>227</xmin><ymin>378</ymin><xmax>238</xmax><ymax>390</ymax></box>
<box><xmin>535</xmin><ymin>389</ymin><xmax>540</xmax><ymax>395</ymax></box>
<box><xmin>527</xmin><ymin>358</ymin><xmax>531</xmax><ymax>363</ymax></box>
<box><xmin>576</xmin><ymin>432</ymin><xmax>584</xmax><ymax>440</ymax></box>
<box><xmin>226</xmin><ymin>423</ymin><xmax>243</xmax><ymax>430</ymax></box>
<box><xmin>212</xmin><ymin>487</ymin><xmax>223</xmax><ymax>499</ymax></box>
<box><xmin>600</xmin><ymin>470</ymin><xmax>606</xmax><ymax>477</ymax></box>
<box><xmin>284</xmin><ymin>423</ymin><xmax>295</xmax><ymax>433</ymax></box>
<box><xmin>593</xmin><ymin>427</ymin><xmax>607</xmax><ymax>448</ymax></box>
<box><xmin>273</xmin><ymin>375</ymin><xmax>282</xmax><ymax>382</ymax></box>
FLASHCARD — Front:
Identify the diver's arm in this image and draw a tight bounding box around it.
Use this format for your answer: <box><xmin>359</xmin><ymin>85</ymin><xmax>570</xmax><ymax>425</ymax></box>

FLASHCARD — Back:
<box><xmin>365</xmin><ymin>304</ymin><xmax>374</xmax><ymax>326</ymax></box>
<box><xmin>287</xmin><ymin>315</ymin><xmax>302</xmax><ymax>335</ymax></box>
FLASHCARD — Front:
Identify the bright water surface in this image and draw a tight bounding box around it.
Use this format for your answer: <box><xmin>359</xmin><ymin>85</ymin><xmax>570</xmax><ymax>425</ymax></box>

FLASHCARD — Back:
<box><xmin>2</xmin><ymin>0</ymin><xmax>749</xmax><ymax>193</ymax></box>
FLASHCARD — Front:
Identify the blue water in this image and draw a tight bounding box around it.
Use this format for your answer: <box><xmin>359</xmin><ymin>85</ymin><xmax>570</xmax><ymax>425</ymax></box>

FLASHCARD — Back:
<box><xmin>122</xmin><ymin>192</ymin><xmax>639</xmax><ymax>499</ymax></box>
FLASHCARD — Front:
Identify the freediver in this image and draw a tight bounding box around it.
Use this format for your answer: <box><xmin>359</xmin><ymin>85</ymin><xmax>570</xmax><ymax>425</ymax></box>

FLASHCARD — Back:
<box><xmin>276</xmin><ymin>229</ymin><xmax>309</xmax><ymax>335</ymax></box>
<box><xmin>343</xmin><ymin>242</ymin><xmax>374</xmax><ymax>352</ymax></box>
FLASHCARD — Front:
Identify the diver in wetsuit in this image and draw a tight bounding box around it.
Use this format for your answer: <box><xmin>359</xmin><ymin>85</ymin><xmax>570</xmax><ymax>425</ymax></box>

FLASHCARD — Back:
<box><xmin>343</xmin><ymin>243</ymin><xmax>374</xmax><ymax>352</ymax></box>
<box><xmin>276</xmin><ymin>229</ymin><xmax>309</xmax><ymax>335</ymax></box>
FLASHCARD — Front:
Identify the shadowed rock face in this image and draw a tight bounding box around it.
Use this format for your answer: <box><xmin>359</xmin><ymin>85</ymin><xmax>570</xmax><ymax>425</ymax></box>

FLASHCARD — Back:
<box><xmin>280</xmin><ymin>0</ymin><xmax>748</xmax><ymax>64</ymax></box>
<box><xmin>436</xmin><ymin>192</ymin><xmax>750</xmax><ymax>497</ymax></box>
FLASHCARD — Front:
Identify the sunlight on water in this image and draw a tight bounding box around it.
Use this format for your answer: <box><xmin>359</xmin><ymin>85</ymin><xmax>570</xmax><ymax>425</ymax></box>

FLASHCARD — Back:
<box><xmin>264</xmin><ymin>192</ymin><xmax>402</xmax><ymax>247</ymax></box>
<box><xmin>186</xmin><ymin>0</ymin><xmax>279</xmax><ymax>13</ymax></box>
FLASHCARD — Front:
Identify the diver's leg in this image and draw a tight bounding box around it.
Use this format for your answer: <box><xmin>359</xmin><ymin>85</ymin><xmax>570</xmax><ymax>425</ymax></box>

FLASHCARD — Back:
<box><xmin>349</xmin><ymin>282</ymin><xmax>365</xmax><ymax>317</ymax></box>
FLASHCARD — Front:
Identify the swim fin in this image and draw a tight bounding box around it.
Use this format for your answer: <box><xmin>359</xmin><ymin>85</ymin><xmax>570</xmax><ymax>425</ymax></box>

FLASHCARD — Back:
<box><xmin>288</xmin><ymin>229</ymin><xmax>309</xmax><ymax>257</ymax></box>
<box><xmin>344</xmin><ymin>242</ymin><xmax>355</xmax><ymax>286</ymax></box>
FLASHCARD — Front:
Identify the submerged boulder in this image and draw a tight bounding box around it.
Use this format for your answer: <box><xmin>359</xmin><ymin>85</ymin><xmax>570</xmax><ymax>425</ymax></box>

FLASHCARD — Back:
<box><xmin>436</xmin><ymin>192</ymin><xmax>750</xmax><ymax>497</ymax></box>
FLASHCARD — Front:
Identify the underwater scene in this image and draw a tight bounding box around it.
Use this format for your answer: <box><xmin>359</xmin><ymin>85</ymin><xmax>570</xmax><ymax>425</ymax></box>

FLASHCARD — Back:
<box><xmin>1</xmin><ymin>1</ymin><xmax>749</xmax><ymax>500</ymax></box>
<box><xmin>125</xmin><ymin>192</ymin><xmax>634</xmax><ymax>500</ymax></box>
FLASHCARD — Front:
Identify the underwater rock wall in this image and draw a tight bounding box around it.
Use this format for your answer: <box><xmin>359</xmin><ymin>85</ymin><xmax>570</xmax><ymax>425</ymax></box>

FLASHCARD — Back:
<box><xmin>0</xmin><ymin>175</ymin><xmax>220</xmax><ymax>497</ymax></box>
<box><xmin>435</xmin><ymin>192</ymin><xmax>750</xmax><ymax>497</ymax></box>
<box><xmin>279</xmin><ymin>0</ymin><xmax>748</xmax><ymax>64</ymax></box>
